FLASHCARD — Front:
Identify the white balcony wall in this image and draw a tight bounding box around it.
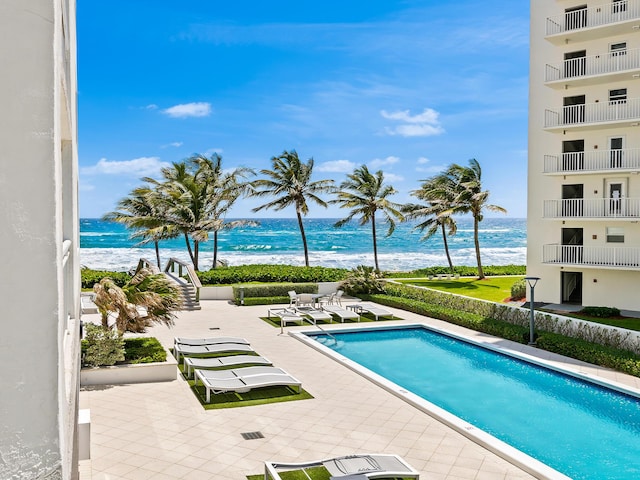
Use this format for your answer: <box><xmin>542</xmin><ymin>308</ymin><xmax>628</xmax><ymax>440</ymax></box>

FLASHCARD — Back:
<box><xmin>544</xmin><ymin>148</ymin><xmax>640</xmax><ymax>173</ymax></box>
<box><xmin>546</xmin><ymin>1</ymin><xmax>640</xmax><ymax>36</ymax></box>
<box><xmin>543</xmin><ymin>198</ymin><xmax>640</xmax><ymax>218</ymax></box>
<box><xmin>545</xmin><ymin>48</ymin><xmax>640</xmax><ymax>82</ymax></box>
<box><xmin>543</xmin><ymin>244</ymin><xmax>640</xmax><ymax>268</ymax></box>
<box><xmin>545</xmin><ymin>98</ymin><xmax>640</xmax><ymax>127</ymax></box>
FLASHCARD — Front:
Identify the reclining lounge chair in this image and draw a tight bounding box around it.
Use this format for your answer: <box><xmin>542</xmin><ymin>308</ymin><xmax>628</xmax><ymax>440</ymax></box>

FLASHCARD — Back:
<box><xmin>183</xmin><ymin>354</ymin><xmax>272</xmax><ymax>378</ymax></box>
<box><xmin>264</xmin><ymin>453</ymin><xmax>419</xmax><ymax>479</ymax></box>
<box><xmin>196</xmin><ymin>371</ymin><xmax>302</xmax><ymax>402</ymax></box>
<box><xmin>350</xmin><ymin>303</ymin><xmax>394</xmax><ymax>321</ymax></box>
<box><xmin>193</xmin><ymin>365</ymin><xmax>287</xmax><ymax>385</ymax></box>
<box><xmin>321</xmin><ymin>305</ymin><xmax>360</xmax><ymax>323</ymax></box>
<box><xmin>174</xmin><ymin>342</ymin><xmax>255</xmax><ymax>363</ymax></box>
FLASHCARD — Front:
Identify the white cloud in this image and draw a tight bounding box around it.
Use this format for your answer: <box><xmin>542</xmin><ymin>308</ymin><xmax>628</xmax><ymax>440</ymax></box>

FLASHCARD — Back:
<box><xmin>162</xmin><ymin>102</ymin><xmax>212</xmax><ymax>118</ymax></box>
<box><xmin>417</xmin><ymin>157</ymin><xmax>430</xmax><ymax>164</ymax></box>
<box><xmin>369</xmin><ymin>156</ymin><xmax>400</xmax><ymax>169</ymax></box>
<box><xmin>416</xmin><ymin>165</ymin><xmax>446</xmax><ymax>174</ymax></box>
<box><xmin>380</xmin><ymin>108</ymin><xmax>444</xmax><ymax>137</ymax></box>
<box><xmin>81</xmin><ymin>157</ymin><xmax>170</xmax><ymax>177</ymax></box>
<box><xmin>317</xmin><ymin>159</ymin><xmax>356</xmax><ymax>173</ymax></box>
<box><xmin>161</xmin><ymin>141</ymin><xmax>183</xmax><ymax>148</ymax></box>
<box><xmin>145</xmin><ymin>104</ymin><xmax>158</xmax><ymax>110</ymax></box>
<box><xmin>383</xmin><ymin>172</ymin><xmax>404</xmax><ymax>182</ymax></box>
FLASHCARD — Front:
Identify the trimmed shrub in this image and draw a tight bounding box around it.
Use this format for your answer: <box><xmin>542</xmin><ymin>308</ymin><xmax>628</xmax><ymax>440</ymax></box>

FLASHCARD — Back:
<box><xmin>123</xmin><ymin>337</ymin><xmax>167</xmax><ymax>364</ymax></box>
<box><xmin>197</xmin><ymin>264</ymin><xmax>348</xmax><ymax>285</ymax></box>
<box><xmin>385</xmin><ymin>264</ymin><xmax>526</xmax><ymax>278</ymax></box>
<box><xmin>81</xmin><ymin>269</ymin><xmax>131</xmax><ymax>289</ymax></box>
<box><xmin>233</xmin><ymin>283</ymin><xmax>318</xmax><ymax>305</ymax></box>
<box><xmin>580</xmin><ymin>306</ymin><xmax>621</xmax><ymax>318</ymax></box>
<box><xmin>82</xmin><ymin>324</ymin><xmax>125</xmax><ymax>367</ymax></box>
<box><xmin>510</xmin><ymin>279</ymin><xmax>527</xmax><ymax>300</ymax></box>
<box><xmin>242</xmin><ymin>296</ymin><xmax>290</xmax><ymax>306</ymax></box>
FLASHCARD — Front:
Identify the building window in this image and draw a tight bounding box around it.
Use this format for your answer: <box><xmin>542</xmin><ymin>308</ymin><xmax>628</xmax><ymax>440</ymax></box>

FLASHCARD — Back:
<box><xmin>610</xmin><ymin>42</ymin><xmax>627</xmax><ymax>56</ymax></box>
<box><xmin>613</xmin><ymin>0</ymin><xmax>627</xmax><ymax>14</ymax></box>
<box><xmin>609</xmin><ymin>88</ymin><xmax>627</xmax><ymax>105</ymax></box>
<box><xmin>606</xmin><ymin>227</ymin><xmax>624</xmax><ymax>243</ymax></box>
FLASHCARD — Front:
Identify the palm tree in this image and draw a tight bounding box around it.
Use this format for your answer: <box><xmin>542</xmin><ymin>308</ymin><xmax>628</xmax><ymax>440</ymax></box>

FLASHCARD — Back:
<box><xmin>251</xmin><ymin>150</ymin><xmax>334</xmax><ymax>266</ymax></box>
<box><xmin>404</xmin><ymin>174</ymin><xmax>459</xmax><ymax>272</ymax></box>
<box><xmin>332</xmin><ymin>165</ymin><xmax>404</xmax><ymax>272</ymax></box>
<box><xmin>103</xmin><ymin>186</ymin><xmax>175</xmax><ymax>268</ymax></box>
<box><xmin>188</xmin><ymin>153</ymin><xmax>257</xmax><ymax>269</ymax></box>
<box><xmin>446</xmin><ymin>159</ymin><xmax>507</xmax><ymax>279</ymax></box>
<box><xmin>93</xmin><ymin>268</ymin><xmax>183</xmax><ymax>333</ymax></box>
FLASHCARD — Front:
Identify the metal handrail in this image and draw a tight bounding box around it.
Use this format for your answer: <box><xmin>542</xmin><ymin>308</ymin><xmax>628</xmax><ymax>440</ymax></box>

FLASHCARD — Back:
<box><xmin>543</xmin><ymin>148</ymin><xmax>640</xmax><ymax>173</ymax></box>
<box><xmin>543</xmin><ymin>244</ymin><xmax>640</xmax><ymax>268</ymax></box>
<box><xmin>546</xmin><ymin>0</ymin><xmax>640</xmax><ymax>36</ymax></box>
<box><xmin>545</xmin><ymin>98</ymin><xmax>640</xmax><ymax>128</ymax></box>
<box><xmin>545</xmin><ymin>48</ymin><xmax>640</xmax><ymax>82</ymax></box>
<box><xmin>543</xmin><ymin>198</ymin><xmax>640</xmax><ymax>218</ymax></box>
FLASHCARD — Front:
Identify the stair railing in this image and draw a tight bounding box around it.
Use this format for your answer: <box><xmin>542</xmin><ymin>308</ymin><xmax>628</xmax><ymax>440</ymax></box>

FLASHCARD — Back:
<box><xmin>134</xmin><ymin>258</ymin><xmax>161</xmax><ymax>274</ymax></box>
<box><xmin>164</xmin><ymin>258</ymin><xmax>202</xmax><ymax>302</ymax></box>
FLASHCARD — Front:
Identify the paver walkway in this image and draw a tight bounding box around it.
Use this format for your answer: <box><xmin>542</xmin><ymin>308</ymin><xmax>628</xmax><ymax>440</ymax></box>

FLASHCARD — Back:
<box><xmin>78</xmin><ymin>300</ymin><xmax>640</xmax><ymax>480</ymax></box>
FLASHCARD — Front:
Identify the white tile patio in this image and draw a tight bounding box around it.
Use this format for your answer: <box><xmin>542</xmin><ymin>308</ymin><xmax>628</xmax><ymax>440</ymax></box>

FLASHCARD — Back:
<box><xmin>78</xmin><ymin>299</ymin><xmax>640</xmax><ymax>480</ymax></box>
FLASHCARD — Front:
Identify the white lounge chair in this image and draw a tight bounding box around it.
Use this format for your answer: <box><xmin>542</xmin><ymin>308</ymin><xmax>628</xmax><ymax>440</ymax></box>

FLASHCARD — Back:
<box><xmin>351</xmin><ymin>303</ymin><xmax>394</xmax><ymax>320</ymax></box>
<box><xmin>174</xmin><ymin>336</ymin><xmax>249</xmax><ymax>348</ymax></box>
<box><xmin>264</xmin><ymin>453</ymin><xmax>420</xmax><ymax>480</ymax></box>
<box><xmin>194</xmin><ymin>365</ymin><xmax>287</xmax><ymax>384</ymax></box>
<box><xmin>268</xmin><ymin>308</ymin><xmax>305</xmax><ymax>326</ymax></box>
<box><xmin>196</xmin><ymin>372</ymin><xmax>302</xmax><ymax>402</ymax></box>
<box><xmin>295</xmin><ymin>306</ymin><xmax>333</xmax><ymax>324</ymax></box>
<box><xmin>174</xmin><ymin>342</ymin><xmax>255</xmax><ymax>363</ymax></box>
<box><xmin>183</xmin><ymin>354</ymin><xmax>272</xmax><ymax>378</ymax></box>
<box><xmin>322</xmin><ymin>305</ymin><xmax>360</xmax><ymax>323</ymax></box>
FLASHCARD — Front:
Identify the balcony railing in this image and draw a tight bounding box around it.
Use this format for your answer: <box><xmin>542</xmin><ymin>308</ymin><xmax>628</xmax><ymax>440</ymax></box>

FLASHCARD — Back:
<box><xmin>543</xmin><ymin>244</ymin><xmax>640</xmax><ymax>269</ymax></box>
<box><xmin>546</xmin><ymin>0</ymin><xmax>640</xmax><ymax>36</ymax></box>
<box><xmin>543</xmin><ymin>198</ymin><xmax>640</xmax><ymax>218</ymax></box>
<box><xmin>544</xmin><ymin>98</ymin><xmax>640</xmax><ymax>128</ymax></box>
<box><xmin>543</xmin><ymin>148</ymin><xmax>640</xmax><ymax>173</ymax></box>
<box><xmin>545</xmin><ymin>48</ymin><xmax>640</xmax><ymax>82</ymax></box>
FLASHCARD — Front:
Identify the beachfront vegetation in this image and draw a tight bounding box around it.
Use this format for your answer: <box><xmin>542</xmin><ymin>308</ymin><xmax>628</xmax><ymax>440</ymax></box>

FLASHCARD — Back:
<box><xmin>123</xmin><ymin>337</ymin><xmax>167</xmax><ymax>364</ymax></box>
<box><xmin>196</xmin><ymin>264</ymin><xmax>348</xmax><ymax>285</ymax></box>
<box><xmin>332</xmin><ymin>165</ymin><xmax>404</xmax><ymax>272</ymax></box>
<box><xmin>365</xmin><ymin>291</ymin><xmax>640</xmax><ymax>377</ymax></box>
<box><xmin>93</xmin><ymin>268</ymin><xmax>183</xmax><ymax>333</ymax></box>
<box><xmin>81</xmin><ymin>268</ymin><xmax>131</xmax><ymax>289</ymax></box>
<box><xmin>340</xmin><ymin>265</ymin><xmax>386</xmax><ymax>295</ymax></box>
<box><xmin>403</xmin><ymin>173</ymin><xmax>459</xmax><ymax>272</ymax></box>
<box><xmin>233</xmin><ymin>283</ymin><xmax>318</xmax><ymax>305</ymax></box>
<box><xmin>251</xmin><ymin>150</ymin><xmax>334</xmax><ymax>267</ymax></box>
<box><xmin>510</xmin><ymin>278</ymin><xmax>527</xmax><ymax>300</ymax></box>
<box><xmin>384</xmin><ymin>264</ymin><xmax>526</xmax><ymax>278</ymax></box>
<box><xmin>82</xmin><ymin>323</ymin><xmax>125</xmax><ymax>367</ymax></box>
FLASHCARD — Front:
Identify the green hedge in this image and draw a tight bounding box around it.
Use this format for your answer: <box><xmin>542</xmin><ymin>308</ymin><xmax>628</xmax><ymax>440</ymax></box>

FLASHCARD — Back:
<box><xmin>81</xmin><ymin>269</ymin><xmax>131</xmax><ymax>289</ymax></box>
<box><xmin>197</xmin><ymin>264</ymin><xmax>348</xmax><ymax>285</ymax></box>
<box><xmin>123</xmin><ymin>337</ymin><xmax>167</xmax><ymax>364</ymax></box>
<box><xmin>233</xmin><ymin>283</ymin><xmax>318</xmax><ymax>305</ymax></box>
<box><xmin>364</xmin><ymin>294</ymin><xmax>640</xmax><ymax>378</ymax></box>
<box><xmin>385</xmin><ymin>264</ymin><xmax>526</xmax><ymax>278</ymax></box>
<box><xmin>241</xmin><ymin>296</ymin><xmax>290</xmax><ymax>306</ymax></box>
<box><xmin>580</xmin><ymin>306</ymin><xmax>621</xmax><ymax>318</ymax></box>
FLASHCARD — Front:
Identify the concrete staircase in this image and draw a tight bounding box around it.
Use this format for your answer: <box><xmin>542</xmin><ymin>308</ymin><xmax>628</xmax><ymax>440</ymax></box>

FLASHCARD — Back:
<box><xmin>163</xmin><ymin>272</ymin><xmax>201</xmax><ymax>311</ymax></box>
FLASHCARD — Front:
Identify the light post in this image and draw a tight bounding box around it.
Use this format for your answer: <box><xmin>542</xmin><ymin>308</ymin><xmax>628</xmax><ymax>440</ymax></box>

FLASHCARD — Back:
<box><xmin>524</xmin><ymin>276</ymin><xmax>540</xmax><ymax>346</ymax></box>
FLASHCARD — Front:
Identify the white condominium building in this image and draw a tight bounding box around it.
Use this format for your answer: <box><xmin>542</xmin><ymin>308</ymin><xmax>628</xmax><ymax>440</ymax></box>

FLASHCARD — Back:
<box><xmin>528</xmin><ymin>0</ymin><xmax>640</xmax><ymax>310</ymax></box>
<box><xmin>0</xmin><ymin>1</ymin><xmax>81</xmax><ymax>479</ymax></box>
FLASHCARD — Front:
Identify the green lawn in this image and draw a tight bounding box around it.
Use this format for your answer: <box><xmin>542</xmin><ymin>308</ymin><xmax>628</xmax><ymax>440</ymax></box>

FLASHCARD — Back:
<box><xmin>398</xmin><ymin>276</ymin><xmax>524</xmax><ymax>303</ymax></box>
<box><xmin>543</xmin><ymin>310</ymin><xmax>640</xmax><ymax>332</ymax></box>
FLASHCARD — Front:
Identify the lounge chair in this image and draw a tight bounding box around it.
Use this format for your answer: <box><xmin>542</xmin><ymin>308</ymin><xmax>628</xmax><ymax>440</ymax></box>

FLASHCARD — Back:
<box><xmin>183</xmin><ymin>354</ymin><xmax>272</xmax><ymax>378</ymax></box>
<box><xmin>174</xmin><ymin>336</ymin><xmax>249</xmax><ymax>348</ymax></box>
<box><xmin>264</xmin><ymin>453</ymin><xmax>419</xmax><ymax>480</ymax></box>
<box><xmin>295</xmin><ymin>306</ymin><xmax>333</xmax><ymax>324</ymax></box>
<box><xmin>350</xmin><ymin>303</ymin><xmax>394</xmax><ymax>321</ymax></box>
<box><xmin>268</xmin><ymin>308</ymin><xmax>306</xmax><ymax>326</ymax></box>
<box><xmin>80</xmin><ymin>294</ymin><xmax>99</xmax><ymax>314</ymax></box>
<box><xmin>322</xmin><ymin>305</ymin><xmax>360</xmax><ymax>323</ymax></box>
<box><xmin>196</xmin><ymin>372</ymin><xmax>302</xmax><ymax>402</ymax></box>
<box><xmin>173</xmin><ymin>342</ymin><xmax>255</xmax><ymax>363</ymax></box>
<box><xmin>194</xmin><ymin>365</ymin><xmax>287</xmax><ymax>384</ymax></box>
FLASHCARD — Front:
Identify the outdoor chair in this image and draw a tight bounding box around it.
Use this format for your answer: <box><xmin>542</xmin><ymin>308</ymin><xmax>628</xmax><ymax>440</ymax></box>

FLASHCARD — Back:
<box><xmin>264</xmin><ymin>453</ymin><xmax>419</xmax><ymax>479</ymax></box>
<box><xmin>334</xmin><ymin>290</ymin><xmax>344</xmax><ymax>306</ymax></box>
<box><xmin>288</xmin><ymin>290</ymin><xmax>298</xmax><ymax>307</ymax></box>
<box><xmin>195</xmin><ymin>370</ymin><xmax>302</xmax><ymax>402</ymax></box>
<box><xmin>173</xmin><ymin>342</ymin><xmax>255</xmax><ymax>363</ymax></box>
<box><xmin>350</xmin><ymin>302</ymin><xmax>394</xmax><ymax>320</ymax></box>
<box><xmin>296</xmin><ymin>293</ymin><xmax>314</xmax><ymax>307</ymax></box>
<box><xmin>322</xmin><ymin>305</ymin><xmax>360</xmax><ymax>323</ymax></box>
<box><xmin>183</xmin><ymin>354</ymin><xmax>272</xmax><ymax>379</ymax></box>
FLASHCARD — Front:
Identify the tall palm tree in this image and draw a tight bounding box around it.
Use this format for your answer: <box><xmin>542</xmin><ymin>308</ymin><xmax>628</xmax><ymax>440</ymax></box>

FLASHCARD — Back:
<box><xmin>93</xmin><ymin>268</ymin><xmax>183</xmax><ymax>333</ymax></box>
<box><xmin>332</xmin><ymin>165</ymin><xmax>404</xmax><ymax>272</ymax></box>
<box><xmin>446</xmin><ymin>159</ymin><xmax>507</xmax><ymax>279</ymax></box>
<box><xmin>103</xmin><ymin>186</ymin><xmax>175</xmax><ymax>268</ymax></box>
<box><xmin>251</xmin><ymin>150</ymin><xmax>334</xmax><ymax>267</ymax></box>
<box><xmin>188</xmin><ymin>153</ymin><xmax>257</xmax><ymax>269</ymax></box>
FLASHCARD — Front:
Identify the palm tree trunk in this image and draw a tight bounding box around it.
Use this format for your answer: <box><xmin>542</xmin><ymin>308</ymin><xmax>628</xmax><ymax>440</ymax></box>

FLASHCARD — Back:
<box><xmin>184</xmin><ymin>233</ymin><xmax>196</xmax><ymax>269</ymax></box>
<box><xmin>194</xmin><ymin>240</ymin><xmax>199</xmax><ymax>271</ymax></box>
<box><xmin>441</xmin><ymin>224</ymin><xmax>454</xmax><ymax>272</ymax></box>
<box><xmin>372</xmin><ymin>216</ymin><xmax>379</xmax><ymax>272</ymax></box>
<box><xmin>296</xmin><ymin>209</ymin><xmax>309</xmax><ymax>267</ymax></box>
<box><xmin>154</xmin><ymin>241</ymin><xmax>161</xmax><ymax>269</ymax></box>
<box><xmin>212</xmin><ymin>230</ymin><xmax>218</xmax><ymax>269</ymax></box>
<box><xmin>473</xmin><ymin>214</ymin><xmax>484</xmax><ymax>279</ymax></box>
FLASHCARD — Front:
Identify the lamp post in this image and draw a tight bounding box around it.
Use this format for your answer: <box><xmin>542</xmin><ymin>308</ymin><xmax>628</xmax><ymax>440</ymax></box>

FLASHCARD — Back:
<box><xmin>524</xmin><ymin>276</ymin><xmax>540</xmax><ymax>346</ymax></box>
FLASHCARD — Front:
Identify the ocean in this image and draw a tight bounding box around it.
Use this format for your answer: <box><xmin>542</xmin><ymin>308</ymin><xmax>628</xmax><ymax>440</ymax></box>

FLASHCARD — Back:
<box><xmin>80</xmin><ymin>217</ymin><xmax>527</xmax><ymax>272</ymax></box>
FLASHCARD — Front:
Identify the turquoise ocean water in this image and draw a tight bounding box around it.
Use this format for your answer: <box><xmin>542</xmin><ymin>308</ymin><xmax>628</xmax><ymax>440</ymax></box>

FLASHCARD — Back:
<box><xmin>80</xmin><ymin>217</ymin><xmax>526</xmax><ymax>271</ymax></box>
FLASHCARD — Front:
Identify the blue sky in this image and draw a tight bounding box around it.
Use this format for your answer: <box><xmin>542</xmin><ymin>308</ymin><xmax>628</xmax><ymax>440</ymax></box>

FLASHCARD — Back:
<box><xmin>77</xmin><ymin>0</ymin><xmax>530</xmax><ymax>219</ymax></box>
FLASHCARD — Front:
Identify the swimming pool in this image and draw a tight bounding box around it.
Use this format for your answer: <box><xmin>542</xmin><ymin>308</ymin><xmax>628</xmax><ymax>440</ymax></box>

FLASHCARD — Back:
<box><xmin>301</xmin><ymin>325</ymin><xmax>640</xmax><ymax>480</ymax></box>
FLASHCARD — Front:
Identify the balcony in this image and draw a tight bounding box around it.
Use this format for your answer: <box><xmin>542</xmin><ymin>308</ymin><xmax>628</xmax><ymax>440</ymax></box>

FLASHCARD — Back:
<box><xmin>545</xmin><ymin>48</ymin><xmax>640</xmax><ymax>88</ymax></box>
<box><xmin>544</xmin><ymin>98</ymin><xmax>640</xmax><ymax>131</ymax></box>
<box><xmin>543</xmin><ymin>148</ymin><xmax>640</xmax><ymax>174</ymax></box>
<box><xmin>543</xmin><ymin>244</ymin><xmax>640</xmax><ymax>270</ymax></box>
<box><xmin>543</xmin><ymin>198</ymin><xmax>640</xmax><ymax>219</ymax></box>
<box><xmin>546</xmin><ymin>1</ymin><xmax>640</xmax><ymax>45</ymax></box>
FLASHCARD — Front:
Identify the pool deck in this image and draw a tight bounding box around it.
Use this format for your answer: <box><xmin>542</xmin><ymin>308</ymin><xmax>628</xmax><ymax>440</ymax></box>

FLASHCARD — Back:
<box><xmin>79</xmin><ymin>300</ymin><xmax>640</xmax><ymax>480</ymax></box>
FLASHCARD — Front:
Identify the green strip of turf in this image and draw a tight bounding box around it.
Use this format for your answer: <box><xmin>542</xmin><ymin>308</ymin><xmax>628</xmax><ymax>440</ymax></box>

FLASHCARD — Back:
<box><xmin>259</xmin><ymin>313</ymin><xmax>402</xmax><ymax>328</ymax></box>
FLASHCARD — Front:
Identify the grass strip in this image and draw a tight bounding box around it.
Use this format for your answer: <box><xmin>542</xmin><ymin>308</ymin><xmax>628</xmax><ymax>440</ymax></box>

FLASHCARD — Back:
<box><xmin>259</xmin><ymin>313</ymin><xmax>403</xmax><ymax>328</ymax></box>
<box><xmin>247</xmin><ymin>467</ymin><xmax>414</xmax><ymax>480</ymax></box>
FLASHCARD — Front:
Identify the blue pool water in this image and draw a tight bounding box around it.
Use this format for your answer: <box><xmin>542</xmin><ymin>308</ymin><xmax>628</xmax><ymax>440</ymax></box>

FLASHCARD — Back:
<box><xmin>309</xmin><ymin>326</ymin><xmax>640</xmax><ymax>480</ymax></box>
